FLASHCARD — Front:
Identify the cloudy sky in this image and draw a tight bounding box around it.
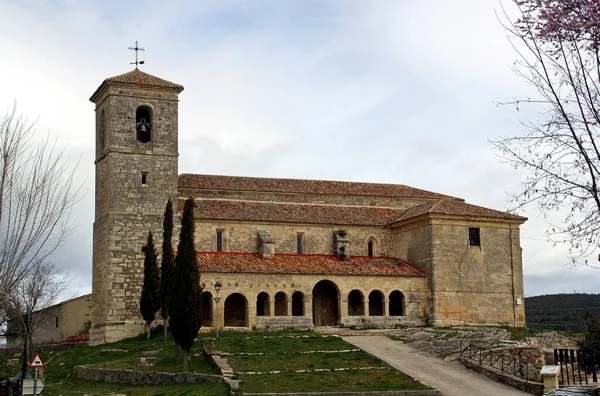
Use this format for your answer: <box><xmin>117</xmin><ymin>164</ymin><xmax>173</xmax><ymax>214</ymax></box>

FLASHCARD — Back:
<box><xmin>0</xmin><ymin>0</ymin><xmax>596</xmax><ymax>301</ymax></box>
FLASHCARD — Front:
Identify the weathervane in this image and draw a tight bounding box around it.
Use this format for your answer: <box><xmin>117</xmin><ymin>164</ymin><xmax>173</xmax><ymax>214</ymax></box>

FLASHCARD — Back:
<box><xmin>129</xmin><ymin>41</ymin><xmax>145</xmax><ymax>68</ymax></box>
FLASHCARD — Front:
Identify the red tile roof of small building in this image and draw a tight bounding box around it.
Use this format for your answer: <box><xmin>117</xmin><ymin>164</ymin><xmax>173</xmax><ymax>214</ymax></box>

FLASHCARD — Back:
<box><xmin>179</xmin><ymin>173</ymin><xmax>450</xmax><ymax>199</ymax></box>
<box><xmin>90</xmin><ymin>69</ymin><xmax>183</xmax><ymax>101</ymax></box>
<box><xmin>196</xmin><ymin>252</ymin><xmax>426</xmax><ymax>277</ymax></box>
<box><xmin>180</xmin><ymin>198</ymin><xmax>403</xmax><ymax>226</ymax></box>
<box><xmin>391</xmin><ymin>198</ymin><xmax>527</xmax><ymax>223</ymax></box>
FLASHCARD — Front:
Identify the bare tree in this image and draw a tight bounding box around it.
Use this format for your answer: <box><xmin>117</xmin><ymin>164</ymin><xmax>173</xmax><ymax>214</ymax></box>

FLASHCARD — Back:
<box><xmin>7</xmin><ymin>261</ymin><xmax>68</xmax><ymax>362</ymax></box>
<box><xmin>493</xmin><ymin>0</ymin><xmax>600</xmax><ymax>265</ymax></box>
<box><xmin>0</xmin><ymin>104</ymin><xmax>80</xmax><ymax>327</ymax></box>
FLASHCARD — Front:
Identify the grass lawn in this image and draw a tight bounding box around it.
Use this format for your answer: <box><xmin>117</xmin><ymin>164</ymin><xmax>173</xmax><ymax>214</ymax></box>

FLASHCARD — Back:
<box><xmin>209</xmin><ymin>331</ymin><xmax>429</xmax><ymax>393</ymax></box>
<box><xmin>0</xmin><ymin>331</ymin><xmax>228</xmax><ymax>396</ymax></box>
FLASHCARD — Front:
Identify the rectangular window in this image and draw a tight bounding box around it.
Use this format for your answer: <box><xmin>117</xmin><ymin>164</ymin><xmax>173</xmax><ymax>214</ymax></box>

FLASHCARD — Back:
<box><xmin>297</xmin><ymin>233</ymin><xmax>304</xmax><ymax>254</ymax></box>
<box><xmin>216</xmin><ymin>230</ymin><xmax>223</xmax><ymax>252</ymax></box>
<box><xmin>55</xmin><ymin>317</ymin><xmax>59</xmax><ymax>328</ymax></box>
<box><xmin>141</xmin><ymin>172</ymin><xmax>148</xmax><ymax>185</ymax></box>
<box><xmin>469</xmin><ymin>227</ymin><xmax>480</xmax><ymax>246</ymax></box>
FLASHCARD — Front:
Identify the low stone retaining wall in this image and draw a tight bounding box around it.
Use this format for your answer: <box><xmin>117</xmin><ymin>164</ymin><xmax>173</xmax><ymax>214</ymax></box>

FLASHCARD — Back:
<box><xmin>255</xmin><ymin>316</ymin><xmax>314</xmax><ymax>331</ymax></box>
<box><xmin>459</xmin><ymin>358</ymin><xmax>544</xmax><ymax>396</ymax></box>
<box><xmin>341</xmin><ymin>317</ymin><xmax>425</xmax><ymax>329</ymax></box>
<box><xmin>242</xmin><ymin>391</ymin><xmax>442</xmax><ymax>396</ymax></box>
<box><xmin>73</xmin><ymin>366</ymin><xmax>223</xmax><ymax>385</ymax></box>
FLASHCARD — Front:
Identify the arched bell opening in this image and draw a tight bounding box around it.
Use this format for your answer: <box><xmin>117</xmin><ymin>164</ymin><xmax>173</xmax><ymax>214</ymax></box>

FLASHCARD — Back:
<box><xmin>136</xmin><ymin>106</ymin><xmax>152</xmax><ymax>143</ymax></box>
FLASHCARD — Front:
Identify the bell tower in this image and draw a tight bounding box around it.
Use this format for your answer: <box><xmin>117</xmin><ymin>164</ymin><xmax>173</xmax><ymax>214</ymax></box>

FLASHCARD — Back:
<box><xmin>89</xmin><ymin>68</ymin><xmax>183</xmax><ymax>343</ymax></box>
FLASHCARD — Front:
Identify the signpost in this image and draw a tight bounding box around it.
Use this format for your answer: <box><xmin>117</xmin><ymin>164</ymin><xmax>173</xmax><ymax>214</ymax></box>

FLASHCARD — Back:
<box><xmin>28</xmin><ymin>353</ymin><xmax>45</xmax><ymax>395</ymax></box>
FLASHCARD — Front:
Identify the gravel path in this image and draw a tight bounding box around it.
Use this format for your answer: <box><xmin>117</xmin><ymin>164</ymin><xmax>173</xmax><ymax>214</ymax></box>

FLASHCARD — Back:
<box><xmin>344</xmin><ymin>335</ymin><xmax>530</xmax><ymax>396</ymax></box>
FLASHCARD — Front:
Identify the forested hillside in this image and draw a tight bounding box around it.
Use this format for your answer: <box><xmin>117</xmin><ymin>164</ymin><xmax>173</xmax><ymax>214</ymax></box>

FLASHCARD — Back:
<box><xmin>525</xmin><ymin>294</ymin><xmax>600</xmax><ymax>332</ymax></box>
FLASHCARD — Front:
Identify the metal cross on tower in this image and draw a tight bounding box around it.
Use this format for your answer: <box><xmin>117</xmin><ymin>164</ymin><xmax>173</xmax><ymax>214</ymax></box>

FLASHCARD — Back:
<box><xmin>129</xmin><ymin>41</ymin><xmax>145</xmax><ymax>68</ymax></box>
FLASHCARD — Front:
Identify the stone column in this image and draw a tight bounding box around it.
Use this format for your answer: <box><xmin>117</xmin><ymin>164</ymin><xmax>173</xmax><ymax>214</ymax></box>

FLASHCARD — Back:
<box><xmin>304</xmin><ymin>297</ymin><xmax>312</xmax><ymax>321</ymax></box>
<box><xmin>364</xmin><ymin>299</ymin><xmax>370</xmax><ymax>317</ymax></box>
<box><xmin>340</xmin><ymin>296</ymin><xmax>349</xmax><ymax>318</ymax></box>
<box><xmin>287</xmin><ymin>299</ymin><xmax>292</xmax><ymax>317</ymax></box>
<box><xmin>383</xmin><ymin>298</ymin><xmax>389</xmax><ymax>316</ymax></box>
<box><xmin>269</xmin><ymin>299</ymin><xmax>275</xmax><ymax>317</ymax></box>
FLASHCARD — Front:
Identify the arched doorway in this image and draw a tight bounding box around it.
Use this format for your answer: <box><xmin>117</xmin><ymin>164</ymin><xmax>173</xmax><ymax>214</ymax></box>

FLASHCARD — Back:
<box><xmin>292</xmin><ymin>291</ymin><xmax>304</xmax><ymax>316</ymax></box>
<box><xmin>368</xmin><ymin>290</ymin><xmax>384</xmax><ymax>316</ymax></box>
<box><xmin>312</xmin><ymin>280</ymin><xmax>340</xmax><ymax>326</ymax></box>
<box><xmin>348</xmin><ymin>290</ymin><xmax>364</xmax><ymax>316</ymax></box>
<box><xmin>389</xmin><ymin>290</ymin><xmax>405</xmax><ymax>316</ymax></box>
<box><xmin>201</xmin><ymin>291</ymin><xmax>213</xmax><ymax>327</ymax></box>
<box><xmin>275</xmin><ymin>292</ymin><xmax>287</xmax><ymax>316</ymax></box>
<box><xmin>224</xmin><ymin>293</ymin><xmax>248</xmax><ymax>327</ymax></box>
<box><xmin>256</xmin><ymin>292</ymin><xmax>270</xmax><ymax>316</ymax></box>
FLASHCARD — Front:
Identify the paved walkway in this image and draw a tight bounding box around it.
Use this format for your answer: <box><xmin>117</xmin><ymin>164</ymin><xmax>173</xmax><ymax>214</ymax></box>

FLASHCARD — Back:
<box><xmin>343</xmin><ymin>335</ymin><xmax>529</xmax><ymax>396</ymax></box>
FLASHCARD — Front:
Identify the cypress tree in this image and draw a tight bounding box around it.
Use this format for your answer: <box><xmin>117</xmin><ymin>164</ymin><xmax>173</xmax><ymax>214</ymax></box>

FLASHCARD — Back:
<box><xmin>170</xmin><ymin>197</ymin><xmax>201</xmax><ymax>372</ymax></box>
<box><xmin>160</xmin><ymin>199</ymin><xmax>174</xmax><ymax>343</ymax></box>
<box><xmin>140</xmin><ymin>232</ymin><xmax>160</xmax><ymax>339</ymax></box>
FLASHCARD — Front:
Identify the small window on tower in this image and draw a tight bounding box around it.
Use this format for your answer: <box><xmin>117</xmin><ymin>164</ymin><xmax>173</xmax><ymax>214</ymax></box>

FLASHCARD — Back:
<box><xmin>368</xmin><ymin>240</ymin><xmax>374</xmax><ymax>257</ymax></box>
<box><xmin>55</xmin><ymin>317</ymin><xmax>59</xmax><ymax>328</ymax></box>
<box><xmin>136</xmin><ymin>106</ymin><xmax>152</xmax><ymax>143</ymax></box>
<box><xmin>216</xmin><ymin>230</ymin><xmax>223</xmax><ymax>252</ymax></box>
<box><xmin>469</xmin><ymin>227</ymin><xmax>480</xmax><ymax>246</ymax></box>
<box><xmin>297</xmin><ymin>233</ymin><xmax>304</xmax><ymax>254</ymax></box>
<box><xmin>141</xmin><ymin>172</ymin><xmax>148</xmax><ymax>185</ymax></box>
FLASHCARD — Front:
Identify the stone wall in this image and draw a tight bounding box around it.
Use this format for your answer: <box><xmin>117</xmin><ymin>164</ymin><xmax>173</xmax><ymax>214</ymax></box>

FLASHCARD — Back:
<box><xmin>73</xmin><ymin>365</ymin><xmax>223</xmax><ymax>385</ymax></box>
<box><xmin>194</xmin><ymin>221</ymin><xmax>393</xmax><ymax>257</ymax></box>
<box><xmin>91</xmin><ymin>83</ymin><xmax>181</xmax><ymax>344</ymax></box>
<box><xmin>200</xmin><ymin>272</ymin><xmax>427</xmax><ymax>330</ymax></box>
<box><xmin>428</xmin><ymin>219</ymin><xmax>525</xmax><ymax>327</ymax></box>
<box><xmin>459</xmin><ymin>358</ymin><xmax>544</xmax><ymax>395</ymax></box>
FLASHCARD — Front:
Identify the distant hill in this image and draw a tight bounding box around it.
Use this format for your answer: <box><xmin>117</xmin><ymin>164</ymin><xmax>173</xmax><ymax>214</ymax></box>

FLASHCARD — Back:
<box><xmin>525</xmin><ymin>293</ymin><xmax>600</xmax><ymax>332</ymax></box>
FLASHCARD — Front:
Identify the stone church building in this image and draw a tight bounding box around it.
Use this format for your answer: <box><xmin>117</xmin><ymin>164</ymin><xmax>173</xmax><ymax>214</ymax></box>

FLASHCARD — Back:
<box><xmin>82</xmin><ymin>68</ymin><xmax>526</xmax><ymax>344</ymax></box>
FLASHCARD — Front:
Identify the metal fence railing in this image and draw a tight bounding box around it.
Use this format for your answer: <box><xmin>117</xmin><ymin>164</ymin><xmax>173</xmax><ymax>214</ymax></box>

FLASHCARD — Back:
<box><xmin>459</xmin><ymin>341</ymin><xmax>538</xmax><ymax>382</ymax></box>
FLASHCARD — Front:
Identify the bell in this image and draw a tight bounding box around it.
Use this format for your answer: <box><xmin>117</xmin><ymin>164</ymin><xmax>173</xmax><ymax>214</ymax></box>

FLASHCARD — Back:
<box><xmin>138</xmin><ymin>123</ymin><xmax>147</xmax><ymax>133</ymax></box>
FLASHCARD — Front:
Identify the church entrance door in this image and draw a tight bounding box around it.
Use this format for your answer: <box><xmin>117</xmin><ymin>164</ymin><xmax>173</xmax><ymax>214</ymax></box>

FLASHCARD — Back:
<box><xmin>312</xmin><ymin>280</ymin><xmax>339</xmax><ymax>326</ymax></box>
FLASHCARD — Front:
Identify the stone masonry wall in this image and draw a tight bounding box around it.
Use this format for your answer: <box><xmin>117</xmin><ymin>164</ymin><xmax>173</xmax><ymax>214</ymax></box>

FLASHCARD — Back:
<box><xmin>429</xmin><ymin>219</ymin><xmax>525</xmax><ymax>327</ymax></box>
<box><xmin>200</xmin><ymin>272</ymin><xmax>427</xmax><ymax>330</ymax></box>
<box><xmin>194</xmin><ymin>221</ymin><xmax>393</xmax><ymax>257</ymax></box>
<box><xmin>91</xmin><ymin>84</ymin><xmax>180</xmax><ymax>344</ymax></box>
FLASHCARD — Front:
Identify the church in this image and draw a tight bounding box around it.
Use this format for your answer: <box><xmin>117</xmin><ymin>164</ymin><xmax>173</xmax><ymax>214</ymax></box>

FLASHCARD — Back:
<box><xmin>47</xmin><ymin>67</ymin><xmax>529</xmax><ymax>345</ymax></box>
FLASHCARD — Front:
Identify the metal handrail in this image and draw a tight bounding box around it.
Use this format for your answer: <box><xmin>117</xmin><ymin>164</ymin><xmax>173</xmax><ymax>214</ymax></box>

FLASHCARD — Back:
<box><xmin>459</xmin><ymin>341</ymin><xmax>533</xmax><ymax>382</ymax></box>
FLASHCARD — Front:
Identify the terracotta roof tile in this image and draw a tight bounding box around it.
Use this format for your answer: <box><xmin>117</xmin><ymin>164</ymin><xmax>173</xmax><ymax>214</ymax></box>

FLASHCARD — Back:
<box><xmin>392</xmin><ymin>198</ymin><xmax>527</xmax><ymax>223</ymax></box>
<box><xmin>90</xmin><ymin>69</ymin><xmax>183</xmax><ymax>101</ymax></box>
<box><xmin>197</xmin><ymin>252</ymin><xmax>425</xmax><ymax>277</ymax></box>
<box><xmin>179</xmin><ymin>173</ymin><xmax>450</xmax><ymax>199</ymax></box>
<box><xmin>180</xmin><ymin>199</ymin><xmax>403</xmax><ymax>226</ymax></box>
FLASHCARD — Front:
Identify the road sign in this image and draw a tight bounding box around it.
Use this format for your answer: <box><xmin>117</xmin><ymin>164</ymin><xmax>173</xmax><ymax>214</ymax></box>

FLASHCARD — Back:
<box><xmin>29</xmin><ymin>353</ymin><xmax>45</xmax><ymax>368</ymax></box>
<box><xmin>22</xmin><ymin>378</ymin><xmax>45</xmax><ymax>395</ymax></box>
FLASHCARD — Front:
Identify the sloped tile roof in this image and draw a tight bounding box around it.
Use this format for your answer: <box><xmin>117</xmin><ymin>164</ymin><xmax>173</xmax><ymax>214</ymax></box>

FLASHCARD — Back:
<box><xmin>392</xmin><ymin>198</ymin><xmax>527</xmax><ymax>223</ymax></box>
<box><xmin>197</xmin><ymin>252</ymin><xmax>426</xmax><ymax>277</ymax></box>
<box><xmin>179</xmin><ymin>173</ymin><xmax>450</xmax><ymax>199</ymax></box>
<box><xmin>90</xmin><ymin>69</ymin><xmax>183</xmax><ymax>101</ymax></box>
<box><xmin>179</xmin><ymin>198</ymin><xmax>403</xmax><ymax>226</ymax></box>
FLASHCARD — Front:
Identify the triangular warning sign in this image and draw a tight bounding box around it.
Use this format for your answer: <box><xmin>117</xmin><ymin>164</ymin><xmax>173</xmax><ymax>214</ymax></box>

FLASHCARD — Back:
<box><xmin>29</xmin><ymin>353</ymin><xmax>45</xmax><ymax>368</ymax></box>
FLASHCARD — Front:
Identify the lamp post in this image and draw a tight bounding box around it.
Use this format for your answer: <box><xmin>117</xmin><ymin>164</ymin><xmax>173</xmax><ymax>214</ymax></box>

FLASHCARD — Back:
<box><xmin>214</xmin><ymin>281</ymin><xmax>222</xmax><ymax>339</ymax></box>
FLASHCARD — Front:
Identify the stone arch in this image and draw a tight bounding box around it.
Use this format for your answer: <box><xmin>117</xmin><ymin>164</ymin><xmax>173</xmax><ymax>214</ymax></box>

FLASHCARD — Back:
<box><xmin>368</xmin><ymin>290</ymin><xmax>384</xmax><ymax>316</ymax></box>
<box><xmin>256</xmin><ymin>292</ymin><xmax>270</xmax><ymax>316</ymax></box>
<box><xmin>348</xmin><ymin>289</ymin><xmax>364</xmax><ymax>316</ymax></box>
<box><xmin>292</xmin><ymin>291</ymin><xmax>304</xmax><ymax>316</ymax></box>
<box><xmin>312</xmin><ymin>280</ymin><xmax>340</xmax><ymax>326</ymax></box>
<box><xmin>201</xmin><ymin>291</ymin><xmax>213</xmax><ymax>327</ymax></box>
<box><xmin>366</xmin><ymin>236</ymin><xmax>378</xmax><ymax>257</ymax></box>
<box><xmin>389</xmin><ymin>290</ymin><xmax>405</xmax><ymax>316</ymax></box>
<box><xmin>224</xmin><ymin>293</ymin><xmax>248</xmax><ymax>327</ymax></box>
<box><xmin>275</xmin><ymin>292</ymin><xmax>287</xmax><ymax>316</ymax></box>
<box><xmin>135</xmin><ymin>105</ymin><xmax>152</xmax><ymax>143</ymax></box>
